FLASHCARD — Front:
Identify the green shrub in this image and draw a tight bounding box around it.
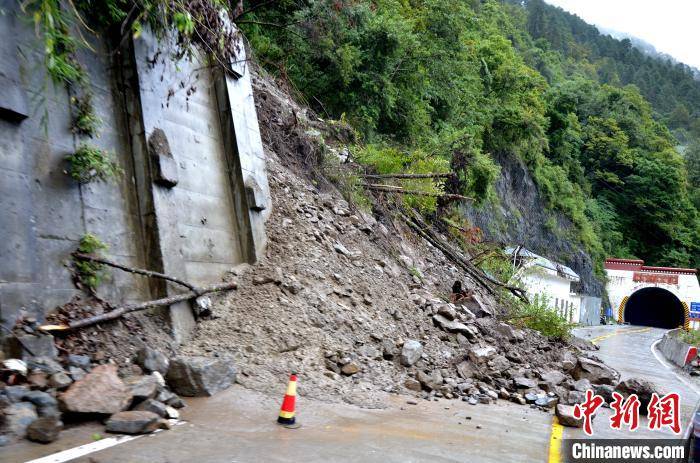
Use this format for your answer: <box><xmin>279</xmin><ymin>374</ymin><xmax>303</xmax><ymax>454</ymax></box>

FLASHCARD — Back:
<box><xmin>508</xmin><ymin>294</ymin><xmax>574</xmax><ymax>340</ymax></box>
<box><xmin>680</xmin><ymin>329</ymin><xmax>700</xmax><ymax>347</ymax></box>
<box><xmin>71</xmin><ymin>94</ymin><xmax>101</xmax><ymax>137</ymax></box>
<box><xmin>354</xmin><ymin>143</ymin><xmax>449</xmax><ymax>213</ymax></box>
<box><xmin>66</xmin><ymin>144</ymin><xmax>122</xmax><ymax>183</ymax></box>
<box><xmin>75</xmin><ymin>234</ymin><xmax>109</xmax><ymax>291</ymax></box>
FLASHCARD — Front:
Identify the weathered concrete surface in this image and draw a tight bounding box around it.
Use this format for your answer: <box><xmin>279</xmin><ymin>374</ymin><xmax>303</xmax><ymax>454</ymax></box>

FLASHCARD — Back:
<box><xmin>566</xmin><ymin>326</ymin><xmax>700</xmax><ymax>439</ymax></box>
<box><xmin>4</xmin><ymin>385</ymin><xmax>552</xmax><ymax>462</ymax></box>
<box><xmin>658</xmin><ymin>328</ymin><xmax>697</xmax><ymax>367</ymax></box>
<box><xmin>0</xmin><ymin>3</ymin><xmax>148</xmax><ymax>331</ymax></box>
<box><xmin>0</xmin><ymin>1</ymin><xmax>270</xmax><ymax>345</ymax></box>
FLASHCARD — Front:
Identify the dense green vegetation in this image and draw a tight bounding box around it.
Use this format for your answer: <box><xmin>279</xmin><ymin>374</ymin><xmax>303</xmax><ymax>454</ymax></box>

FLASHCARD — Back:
<box><xmin>241</xmin><ymin>0</ymin><xmax>699</xmax><ymax>270</ymax></box>
<box><xmin>25</xmin><ymin>0</ymin><xmax>699</xmax><ymax>271</ymax></box>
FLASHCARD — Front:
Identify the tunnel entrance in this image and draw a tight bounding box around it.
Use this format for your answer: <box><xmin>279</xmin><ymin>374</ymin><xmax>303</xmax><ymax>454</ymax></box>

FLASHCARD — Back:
<box><xmin>624</xmin><ymin>287</ymin><xmax>685</xmax><ymax>328</ymax></box>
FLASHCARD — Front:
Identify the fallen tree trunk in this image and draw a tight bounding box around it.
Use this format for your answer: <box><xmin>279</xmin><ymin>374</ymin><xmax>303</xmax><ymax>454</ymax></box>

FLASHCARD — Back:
<box><xmin>361</xmin><ymin>173</ymin><xmax>455</xmax><ymax>180</ymax></box>
<box><xmin>402</xmin><ymin>211</ymin><xmax>529</xmax><ymax>303</ymax></box>
<box><xmin>39</xmin><ymin>282</ymin><xmax>237</xmax><ymax>332</ymax></box>
<box><xmin>73</xmin><ymin>253</ymin><xmax>197</xmax><ymax>292</ymax></box>
<box><xmin>364</xmin><ymin>183</ymin><xmax>473</xmax><ymax>202</ymax></box>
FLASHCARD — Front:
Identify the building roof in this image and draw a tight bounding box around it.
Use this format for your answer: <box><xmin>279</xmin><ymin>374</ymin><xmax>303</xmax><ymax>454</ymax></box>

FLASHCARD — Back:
<box><xmin>604</xmin><ymin>258</ymin><xmax>697</xmax><ymax>275</ymax></box>
<box><xmin>505</xmin><ymin>246</ymin><xmax>580</xmax><ymax>281</ymax></box>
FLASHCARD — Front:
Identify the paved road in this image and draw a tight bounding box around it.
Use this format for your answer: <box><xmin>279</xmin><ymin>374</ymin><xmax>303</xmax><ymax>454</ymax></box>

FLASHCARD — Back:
<box><xmin>8</xmin><ymin>385</ymin><xmax>553</xmax><ymax>463</ymax></box>
<box><xmin>563</xmin><ymin>325</ymin><xmax>700</xmax><ymax>440</ymax></box>
<box><xmin>8</xmin><ymin>325</ymin><xmax>698</xmax><ymax>463</ymax></box>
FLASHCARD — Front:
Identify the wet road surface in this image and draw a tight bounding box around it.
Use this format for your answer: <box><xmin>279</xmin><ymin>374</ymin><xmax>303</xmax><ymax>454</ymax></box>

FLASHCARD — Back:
<box><xmin>7</xmin><ymin>384</ymin><xmax>553</xmax><ymax>463</ymax></box>
<box><xmin>565</xmin><ymin>325</ymin><xmax>700</xmax><ymax>439</ymax></box>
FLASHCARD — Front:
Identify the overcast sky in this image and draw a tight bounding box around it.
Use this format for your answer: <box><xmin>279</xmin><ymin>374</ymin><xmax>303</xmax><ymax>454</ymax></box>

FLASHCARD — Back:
<box><xmin>544</xmin><ymin>0</ymin><xmax>700</xmax><ymax>69</ymax></box>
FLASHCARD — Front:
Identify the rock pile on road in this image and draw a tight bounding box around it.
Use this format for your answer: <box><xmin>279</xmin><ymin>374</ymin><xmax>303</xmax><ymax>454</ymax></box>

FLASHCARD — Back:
<box><xmin>0</xmin><ymin>344</ymin><xmax>236</xmax><ymax>445</ymax></box>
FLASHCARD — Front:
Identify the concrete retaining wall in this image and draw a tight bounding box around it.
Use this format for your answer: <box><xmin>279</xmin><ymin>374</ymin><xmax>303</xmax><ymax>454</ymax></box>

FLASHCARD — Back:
<box><xmin>0</xmin><ymin>4</ymin><xmax>269</xmax><ymax>344</ymax></box>
<box><xmin>658</xmin><ymin>328</ymin><xmax>698</xmax><ymax>367</ymax></box>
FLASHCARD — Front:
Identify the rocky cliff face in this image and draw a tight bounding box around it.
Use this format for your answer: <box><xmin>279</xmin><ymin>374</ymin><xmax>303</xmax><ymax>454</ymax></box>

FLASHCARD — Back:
<box><xmin>460</xmin><ymin>151</ymin><xmax>604</xmax><ymax>297</ymax></box>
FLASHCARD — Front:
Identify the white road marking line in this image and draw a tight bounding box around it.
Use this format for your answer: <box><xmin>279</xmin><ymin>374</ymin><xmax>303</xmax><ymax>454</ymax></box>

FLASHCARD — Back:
<box><xmin>25</xmin><ymin>420</ymin><xmax>185</xmax><ymax>463</ymax></box>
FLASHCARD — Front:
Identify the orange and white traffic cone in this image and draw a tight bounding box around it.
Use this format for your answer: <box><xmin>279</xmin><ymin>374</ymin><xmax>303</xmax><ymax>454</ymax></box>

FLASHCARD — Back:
<box><xmin>277</xmin><ymin>372</ymin><xmax>300</xmax><ymax>428</ymax></box>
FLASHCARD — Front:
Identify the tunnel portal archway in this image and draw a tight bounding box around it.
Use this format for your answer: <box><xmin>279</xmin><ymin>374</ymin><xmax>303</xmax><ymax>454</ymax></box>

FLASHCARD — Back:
<box><xmin>624</xmin><ymin>287</ymin><xmax>685</xmax><ymax>328</ymax></box>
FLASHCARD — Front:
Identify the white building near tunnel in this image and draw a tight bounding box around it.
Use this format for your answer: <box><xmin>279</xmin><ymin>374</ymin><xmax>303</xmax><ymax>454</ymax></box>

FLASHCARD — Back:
<box><xmin>506</xmin><ymin>247</ymin><xmax>583</xmax><ymax>323</ymax></box>
<box><xmin>605</xmin><ymin>258</ymin><xmax>700</xmax><ymax>329</ymax></box>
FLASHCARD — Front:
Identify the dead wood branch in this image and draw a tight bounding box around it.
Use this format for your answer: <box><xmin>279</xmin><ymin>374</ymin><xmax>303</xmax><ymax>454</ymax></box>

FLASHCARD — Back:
<box><xmin>39</xmin><ymin>282</ymin><xmax>238</xmax><ymax>332</ymax></box>
<box><xmin>402</xmin><ymin>211</ymin><xmax>529</xmax><ymax>303</ymax></box>
<box><xmin>361</xmin><ymin>173</ymin><xmax>455</xmax><ymax>180</ymax></box>
<box><xmin>73</xmin><ymin>253</ymin><xmax>197</xmax><ymax>292</ymax></box>
<box><xmin>364</xmin><ymin>184</ymin><xmax>473</xmax><ymax>202</ymax></box>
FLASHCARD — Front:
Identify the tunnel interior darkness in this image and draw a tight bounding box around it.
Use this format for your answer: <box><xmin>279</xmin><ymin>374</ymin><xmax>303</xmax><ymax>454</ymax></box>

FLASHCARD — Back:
<box><xmin>624</xmin><ymin>287</ymin><xmax>685</xmax><ymax>328</ymax></box>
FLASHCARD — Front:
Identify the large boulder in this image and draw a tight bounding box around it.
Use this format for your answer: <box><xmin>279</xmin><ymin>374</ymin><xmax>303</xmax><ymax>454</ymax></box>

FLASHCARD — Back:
<box><xmin>26</xmin><ymin>417</ymin><xmax>63</xmax><ymax>444</ymax></box>
<box><xmin>105</xmin><ymin>411</ymin><xmax>161</xmax><ymax>434</ymax></box>
<box><xmin>124</xmin><ymin>374</ymin><xmax>159</xmax><ymax>401</ymax></box>
<box><xmin>615</xmin><ymin>378</ymin><xmax>659</xmax><ymax>415</ymax></box>
<box><xmin>135</xmin><ymin>347</ymin><xmax>170</xmax><ymax>375</ymax></box>
<box><xmin>572</xmin><ymin>357</ymin><xmax>619</xmax><ymax>385</ymax></box>
<box><xmin>400</xmin><ymin>340</ymin><xmax>423</xmax><ymax>367</ymax></box>
<box><xmin>59</xmin><ymin>364</ymin><xmax>132</xmax><ymax>414</ymax></box>
<box><xmin>166</xmin><ymin>356</ymin><xmax>236</xmax><ymax>397</ymax></box>
<box><xmin>556</xmin><ymin>404</ymin><xmax>584</xmax><ymax>428</ymax></box>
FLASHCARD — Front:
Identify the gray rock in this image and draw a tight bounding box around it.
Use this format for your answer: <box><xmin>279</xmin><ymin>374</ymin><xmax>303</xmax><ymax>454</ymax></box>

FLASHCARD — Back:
<box><xmin>400</xmin><ymin>340</ymin><xmax>423</xmax><ymax>367</ymax></box>
<box><xmin>513</xmin><ymin>377</ymin><xmax>537</xmax><ymax>389</ymax></box>
<box><xmin>540</xmin><ymin>370</ymin><xmax>566</xmax><ymax>387</ymax></box>
<box><xmin>381</xmin><ymin>340</ymin><xmax>397</xmax><ymax>360</ymax></box>
<box><xmin>556</xmin><ymin>404</ymin><xmax>584</xmax><ymax>428</ymax></box>
<box><xmin>404</xmin><ymin>378</ymin><xmax>422</xmax><ymax>392</ymax></box>
<box><xmin>125</xmin><ymin>374</ymin><xmax>159</xmax><ymax>401</ymax></box>
<box><xmin>524</xmin><ymin>392</ymin><xmax>539</xmax><ymax>404</ymax></box>
<box><xmin>23</xmin><ymin>390</ymin><xmax>60</xmax><ymax>417</ymax></box>
<box><xmin>166</xmin><ymin>356</ymin><xmax>237</xmax><ymax>397</ymax></box>
<box><xmin>416</xmin><ymin>370</ymin><xmax>443</xmax><ymax>391</ymax></box>
<box><xmin>49</xmin><ymin>372</ymin><xmax>73</xmax><ymax>389</ymax></box>
<box><xmin>432</xmin><ymin>314</ymin><xmax>473</xmax><ymax>335</ymax></box>
<box><xmin>68</xmin><ymin>366</ymin><xmax>86</xmax><ymax>381</ymax></box>
<box><xmin>494</xmin><ymin>323</ymin><xmax>516</xmax><ymax>341</ymax></box>
<box><xmin>105</xmin><ymin>411</ymin><xmax>161</xmax><ymax>434</ymax></box>
<box><xmin>59</xmin><ymin>364</ymin><xmax>132</xmax><ymax>414</ymax></box>
<box><xmin>0</xmin><ymin>435</ymin><xmax>10</xmax><ymax>446</ymax></box>
<box><xmin>535</xmin><ymin>396</ymin><xmax>558</xmax><ymax>409</ymax></box>
<box><xmin>468</xmin><ymin>346</ymin><xmax>497</xmax><ymax>364</ymax></box>
<box><xmin>567</xmin><ymin>390</ymin><xmax>586</xmax><ymax>405</ymax></box>
<box><xmin>156</xmin><ymin>390</ymin><xmax>185</xmax><ymax>409</ymax></box>
<box><xmin>436</xmin><ymin>304</ymin><xmax>456</xmax><ymax>320</ymax></box>
<box><xmin>67</xmin><ymin>354</ymin><xmax>92</xmax><ymax>370</ymax></box>
<box><xmin>4</xmin><ymin>402</ymin><xmax>38</xmax><ymax>438</ymax></box>
<box><xmin>573</xmin><ymin>357</ymin><xmax>620</xmax><ymax>385</ymax></box>
<box><xmin>5</xmin><ymin>385</ymin><xmax>29</xmax><ymax>402</ymax></box>
<box><xmin>134</xmin><ymin>399</ymin><xmax>168</xmax><ymax>418</ymax></box>
<box><xmin>9</xmin><ymin>335</ymin><xmax>57</xmax><ymax>360</ymax></box>
<box><xmin>357</xmin><ymin>345</ymin><xmax>381</xmax><ymax>359</ymax></box>
<box><xmin>487</xmin><ymin>355</ymin><xmax>511</xmax><ymax>373</ymax></box>
<box><xmin>135</xmin><ymin>347</ymin><xmax>170</xmax><ymax>375</ymax></box>
<box><xmin>26</xmin><ymin>417</ymin><xmax>63</xmax><ymax>443</ymax></box>
<box><xmin>26</xmin><ymin>357</ymin><xmax>63</xmax><ymax>375</ymax></box>
<box><xmin>573</xmin><ymin>378</ymin><xmax>592</xmax><ymax>392</ymax></box>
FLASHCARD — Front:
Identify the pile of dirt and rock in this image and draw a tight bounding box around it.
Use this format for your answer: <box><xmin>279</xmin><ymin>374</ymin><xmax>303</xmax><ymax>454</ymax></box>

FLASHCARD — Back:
<box><xmin>176</xmin><ymin>68</ymin><xmax>653</xmax><ymax>420</ymax></box>
<box><xmin>0</xmin><ymin>341</ymin><xmax>235</xmax><ymax>445</ymax></box>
